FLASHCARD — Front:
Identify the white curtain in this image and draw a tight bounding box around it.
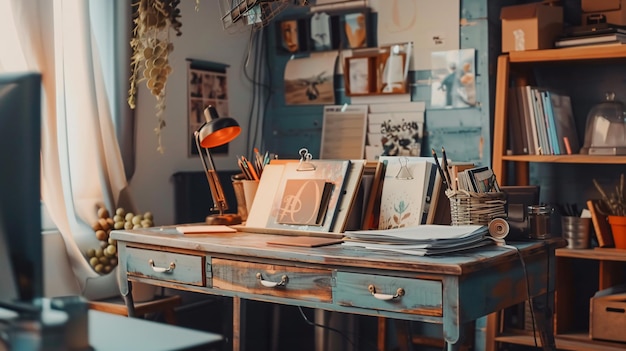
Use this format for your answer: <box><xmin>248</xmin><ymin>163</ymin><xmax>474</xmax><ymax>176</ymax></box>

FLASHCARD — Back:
<box><xmin>2</xmin><ymin>0</ymin><xmax>133</xmax><ymax>300</ymax></box>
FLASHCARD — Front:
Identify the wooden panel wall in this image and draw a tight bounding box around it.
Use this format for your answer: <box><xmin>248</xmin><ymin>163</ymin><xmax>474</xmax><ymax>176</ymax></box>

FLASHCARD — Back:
<box><xmin>261</xmin><ymin>0</ymin><xmax>515</xmax><ymax>166</ymax></box>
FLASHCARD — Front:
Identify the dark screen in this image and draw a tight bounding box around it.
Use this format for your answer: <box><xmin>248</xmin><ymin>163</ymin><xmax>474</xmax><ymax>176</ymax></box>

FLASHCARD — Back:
<box><xmin>0</xmin><ymin>72</ymin><xmax>43</xmax><ymax>302</ymax></box>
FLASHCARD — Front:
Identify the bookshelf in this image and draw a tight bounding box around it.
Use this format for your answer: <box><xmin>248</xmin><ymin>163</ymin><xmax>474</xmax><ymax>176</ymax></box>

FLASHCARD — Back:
<box><xmin>490</xmin><ymin>45</ymin><xmax>626</xmax><ymax>351</ymax></box>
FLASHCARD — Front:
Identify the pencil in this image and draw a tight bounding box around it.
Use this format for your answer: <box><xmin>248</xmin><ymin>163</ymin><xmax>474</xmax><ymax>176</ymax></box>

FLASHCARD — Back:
<box><xmin>431</xmin><ymin>148</ymin><xmax>449</xmax><ymax>190</ymax></box>
<box><xmin>441</xmin><ymin>147</ymin><xmax>453</xmax><ymax>189</ymax></box>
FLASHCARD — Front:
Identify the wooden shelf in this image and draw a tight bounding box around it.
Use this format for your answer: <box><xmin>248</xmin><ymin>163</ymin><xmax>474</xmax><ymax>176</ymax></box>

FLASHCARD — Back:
<box><xmin>502</xmin><ymin>154</ymin><xmax>626</xmax><ymax>164</ymax></box>
<box><xmin>556</xmin><ymin>247</ymin><xmax>626</xmax><ymax>261</ymax></box>
<box><xmin>490</xmin><ymin>44</ymin><xmax>626</xmax><ymax>351</ymax></box>
<box><xmin>495</xmin><ymin>332</ymin><xmax>626</xmax><ymax>351</ymax></box>
<box><xmin>508</xmin><ymin>45</ymin><xmax>626</xmax><ymax>63</ymax></box>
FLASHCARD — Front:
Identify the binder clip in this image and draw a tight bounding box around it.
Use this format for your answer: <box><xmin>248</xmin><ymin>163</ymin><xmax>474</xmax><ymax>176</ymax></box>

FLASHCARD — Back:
<box><xmin>395</xmin><ymin>157</ymin><xmax>413</xmax><ymax>180</ymax></box>
<box><xmin>297</xmin><ymin>148</ymin><xmax>316</xmax><ymax>171</ymax></box>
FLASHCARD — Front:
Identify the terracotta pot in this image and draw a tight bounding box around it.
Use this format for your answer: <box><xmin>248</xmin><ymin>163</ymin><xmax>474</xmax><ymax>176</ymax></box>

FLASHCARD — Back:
<box><xmin>608</xmin><ymin>215</ymin><xmax>626</xmax><ymax>249</ymax></box>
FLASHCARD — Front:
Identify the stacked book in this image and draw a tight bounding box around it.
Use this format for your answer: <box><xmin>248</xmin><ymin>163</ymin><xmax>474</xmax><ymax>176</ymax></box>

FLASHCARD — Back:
<box><xmin>555</xmin><ymin>25</ymin><xmax>626</xmax><ymax>48</ymax></box>
<box><xmin>342</xmin><ymin>225</ymin><xmax>495</xmax><ymax>256</ymax></box>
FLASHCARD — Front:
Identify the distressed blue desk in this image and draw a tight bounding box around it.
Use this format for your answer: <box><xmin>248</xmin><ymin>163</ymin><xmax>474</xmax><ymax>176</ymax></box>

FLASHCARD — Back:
<box><xmin>111</xmin><ymin>228</ymin><xmax>563</xmax><ymax>351</ymax></box>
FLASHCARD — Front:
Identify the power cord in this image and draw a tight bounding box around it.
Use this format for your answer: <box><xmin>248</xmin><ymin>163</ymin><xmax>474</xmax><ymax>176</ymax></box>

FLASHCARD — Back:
<box><xmin>296</xmin><ymin>307</ymin><xmax>380</xmax><ymax>351</ymax></box>
<box><xmin>497</xmin><ymin>240</ymin><xmax>539</xmax><ymax>348</ymax></box>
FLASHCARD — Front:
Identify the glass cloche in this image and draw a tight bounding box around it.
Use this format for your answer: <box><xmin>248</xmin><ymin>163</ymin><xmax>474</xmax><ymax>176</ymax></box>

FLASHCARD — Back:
<box><xmin>580</xmin><ymin>92</ymin><xmax>626</xmax><ymax>155</ymax></box>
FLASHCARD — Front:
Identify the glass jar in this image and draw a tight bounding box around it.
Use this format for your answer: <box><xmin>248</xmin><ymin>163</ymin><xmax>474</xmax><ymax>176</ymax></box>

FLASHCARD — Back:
<box><xmin>527</xmin><ymin>205</ymin><xmax>552</xmax><ymax>239</ymax></box>
<box><xmin>580</xmin><ymin>92</ymin><xmax>626</xmax><ymax>155</ymax></box>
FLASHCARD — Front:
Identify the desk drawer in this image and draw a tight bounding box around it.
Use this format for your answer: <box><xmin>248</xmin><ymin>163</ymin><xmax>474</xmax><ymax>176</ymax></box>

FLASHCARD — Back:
<box><xmin>125</xmin><ymin>247</ymin><xmax>206</xmax><ymax>287</ymax></box>
<box><xmin>334</xmin><ymin>272</ymin><xmax>442</xmax><ymax>316</ymax></box>
<box><xmin>212</xmin><ymin>258</ymin><xmax>332</xmax><ymax>302</ymax></box>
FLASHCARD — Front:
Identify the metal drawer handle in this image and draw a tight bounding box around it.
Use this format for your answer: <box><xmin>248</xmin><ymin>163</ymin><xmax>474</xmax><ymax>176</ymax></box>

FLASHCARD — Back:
<box><xmin>256</xmin><ymin>273</ymin><xmax>288</xmax><ymax>287</ymax></box>
<box><xmin>368</xmin><ymin>285</ymin><xmax>405</xmax><ymax>301</ymax></box>
<box><xmin>148</xmin><ymin>259</ymin><xmax>175</xmax><ymax>273</ymax></box>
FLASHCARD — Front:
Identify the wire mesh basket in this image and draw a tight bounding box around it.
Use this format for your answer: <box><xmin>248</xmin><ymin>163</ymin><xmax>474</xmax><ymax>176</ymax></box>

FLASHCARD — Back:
<box><xmin>445</xmin><ymin>190</ymin><xmax>507</xmax><ymax>225</ymax></box>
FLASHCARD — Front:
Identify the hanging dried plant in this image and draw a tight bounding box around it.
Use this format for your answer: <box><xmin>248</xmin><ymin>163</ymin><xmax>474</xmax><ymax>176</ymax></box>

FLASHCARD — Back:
<box><xmin>128</xmin><ymin>0</ymin><xmax>183</xmax><ymax>153</ymax></box>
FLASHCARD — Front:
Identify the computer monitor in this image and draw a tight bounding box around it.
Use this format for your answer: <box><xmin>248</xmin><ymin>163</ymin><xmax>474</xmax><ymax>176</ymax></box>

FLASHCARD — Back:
<box><xmin>0</xmin><ymin>72</ymin><xmax>43</xmax><ymax>303</ymax></box>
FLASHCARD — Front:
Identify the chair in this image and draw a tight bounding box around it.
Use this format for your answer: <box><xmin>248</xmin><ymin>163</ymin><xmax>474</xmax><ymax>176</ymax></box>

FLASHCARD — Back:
<box><xmin>88</xmin><ymin>294</ymin><xmax>182</xmax><ymax>325</ymax></box>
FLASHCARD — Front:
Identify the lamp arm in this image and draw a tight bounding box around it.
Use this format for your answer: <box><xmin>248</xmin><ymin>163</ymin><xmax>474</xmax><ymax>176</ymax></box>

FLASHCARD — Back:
<box><xmin>195</xmin><ymin>132</ymin><xmax>229</xmax><ymax>215</ymax></box>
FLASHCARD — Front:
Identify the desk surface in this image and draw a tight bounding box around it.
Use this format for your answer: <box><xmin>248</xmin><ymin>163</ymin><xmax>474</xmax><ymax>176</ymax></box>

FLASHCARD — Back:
<box><xmin>112</xmin><ymin>227</ymin><xmax>564</xmax><ymax>351</ymax></box>
<box><xmin>112</xmin><ymin>227</ymin><xmax>558</xmax><ymax>275</ymax></box>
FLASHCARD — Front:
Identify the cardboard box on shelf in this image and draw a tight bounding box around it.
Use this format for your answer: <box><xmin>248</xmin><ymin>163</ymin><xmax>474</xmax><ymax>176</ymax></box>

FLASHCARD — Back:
<box><xmin>500</xmin><ymin>2</ymin><xmax>563</xmax><ymax>52</ymax></box>
<box><xmin>590</xmin><ymin>286</ymin><xmax>626</xmax><ymax>343</ymax></box>
<box><xmin>582</xmin><ymin>0</ymin><xmax>626</xmax><ymax>26</ymax></box>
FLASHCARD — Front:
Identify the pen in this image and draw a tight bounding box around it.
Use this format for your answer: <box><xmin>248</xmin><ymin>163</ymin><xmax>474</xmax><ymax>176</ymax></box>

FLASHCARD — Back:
<box><xmin>253</xmin><ymin>147</ymin><xmax>263</xmax><ymax>176</ymax></box>
<box><xmin>431</xmin><ymin>148</ymin><xmax>449</xmax><ymax>190</ymax></box>
<box><xmin>441</xmin><ymin>147</ymin><xmax>453</xmax><ymax>189</ymax></box>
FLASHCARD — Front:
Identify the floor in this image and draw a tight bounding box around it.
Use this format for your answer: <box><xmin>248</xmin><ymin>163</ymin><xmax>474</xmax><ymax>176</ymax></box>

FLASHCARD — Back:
<box><xmin>145</xmin><ymin>289</ymin><xmax>385</xmax><ymax>351</ymax></box>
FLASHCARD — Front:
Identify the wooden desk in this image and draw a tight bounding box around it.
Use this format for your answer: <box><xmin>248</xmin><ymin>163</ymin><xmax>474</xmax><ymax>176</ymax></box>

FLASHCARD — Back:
<box><xmin>111</xmin><ymin>227</ymin><xmax>564</xmax><ymax>351</ymax></box>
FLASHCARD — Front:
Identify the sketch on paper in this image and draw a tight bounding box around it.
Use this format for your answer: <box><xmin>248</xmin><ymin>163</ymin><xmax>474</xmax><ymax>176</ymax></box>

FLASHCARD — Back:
<box><xmin>430</xmin><ymin>48</ymin><xmax>476</xmax><ymax>109</ymax></box>
<box><xmin>284</xmin><ymin>54</ymin><xmax>336</xmax><ymax>105</ymax></box>
<box><xmin>366</xmin><ymin>112</ymin><xmax>424</xmax><ymax>160</ymax></box>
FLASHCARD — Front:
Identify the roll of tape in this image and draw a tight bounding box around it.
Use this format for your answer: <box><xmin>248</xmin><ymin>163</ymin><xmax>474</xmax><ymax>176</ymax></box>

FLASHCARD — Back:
<box><xmin>489</xmin><ymin>218</ymin><xmax>510</xmax><ymax>239</ymax></box>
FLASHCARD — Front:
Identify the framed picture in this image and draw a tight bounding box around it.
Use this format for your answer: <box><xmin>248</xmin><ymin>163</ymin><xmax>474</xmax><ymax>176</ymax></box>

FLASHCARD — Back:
<box><xmin>277</xmin><ymin>18</ymin><xmax>308</xmax><ymax>54</ymax></box>
<box><xmin>187</xmin><ymin>59</ymin><xmax>230</xmax><ymax>157</ymax></box>
<box><xmin>341</xmin><ymin>11</ymin><xmax>370</xmax><ymax>49</ymax></box>
<box><xmin>309</xmin><ymin>12</ymin><xmax>332</xmax><ymax>52</ymax></box>
<box><xmin>378</xmin><ymin>50</ymin><xmax>407</xmax><ymax>94</ymax></box>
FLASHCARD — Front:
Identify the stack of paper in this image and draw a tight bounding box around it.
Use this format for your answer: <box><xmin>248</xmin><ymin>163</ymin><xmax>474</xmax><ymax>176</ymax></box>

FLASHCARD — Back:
<box><xmin>343</xmin><ymin>225</ymin><xmax>494</xmax><ymax>256</ymax></box>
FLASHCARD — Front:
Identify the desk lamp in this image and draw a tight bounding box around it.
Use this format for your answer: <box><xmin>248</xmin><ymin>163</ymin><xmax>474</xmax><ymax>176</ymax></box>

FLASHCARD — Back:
<box><xmin>195</xmin><ymin>106</ymin><xmax>242</xmax><ymax>225</ymax></box>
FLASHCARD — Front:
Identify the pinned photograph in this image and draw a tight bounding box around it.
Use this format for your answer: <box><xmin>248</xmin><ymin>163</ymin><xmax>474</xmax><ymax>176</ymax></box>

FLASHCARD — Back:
<box><xmin>430</xmin><ymin>48</ymin><xmax>476</xmax><ymax>109</ymax></box>
<box><xmin>187</xmin><ymin>60</ymin><xmax>230</xmax><ymax>157</ymax></box>
<box><xmin>284</xmin><ymin>54</ymin><xmax>336</xmax><ymax>105</ymax></box>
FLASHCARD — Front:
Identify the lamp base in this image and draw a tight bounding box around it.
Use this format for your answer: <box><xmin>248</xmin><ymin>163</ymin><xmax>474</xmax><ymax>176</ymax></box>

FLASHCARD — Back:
<box><xmin>205</xmin><ymin>213</ymin><xmax>242</xmax><ymax>225</ymax></box>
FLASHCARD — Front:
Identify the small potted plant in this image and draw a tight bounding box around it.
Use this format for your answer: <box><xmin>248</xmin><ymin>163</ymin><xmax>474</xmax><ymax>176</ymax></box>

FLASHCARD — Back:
<box><xmin>593</xmin><ymin>173</ymin><xmax>626</xmax><ymax>249</ymax></box>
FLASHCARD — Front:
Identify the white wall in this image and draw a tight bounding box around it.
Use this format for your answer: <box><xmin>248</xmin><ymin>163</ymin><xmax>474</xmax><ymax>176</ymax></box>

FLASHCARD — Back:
<box><xmin>129</xmin><ymin>1</ymin><xmax>254</xmax><ymax>226</ymax></box>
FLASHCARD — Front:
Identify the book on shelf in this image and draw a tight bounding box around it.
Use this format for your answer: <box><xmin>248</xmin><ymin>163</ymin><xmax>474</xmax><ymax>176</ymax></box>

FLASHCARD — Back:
<box><xmin>587</xmin><ymin>199</ymin><xmax>614</xmax><ymax>248</ymax></box>
<box><xmin>549</xmin><ymin>93</ymin><xmax>580</xmax><ymax>154</ymax></box>
<box><xmin>555</xmin><ymin>33</ymin><xmax>626</xmax><ymax>48</ymax></box>
<box><xmin>563</xmin><ymin>23</ymin><xmax>626</xmax><ymax>37</ymax></box>
<box><xmin>510</xmin><ymin>86</ymin><xmax>580</xmax><ymax>155</ymax></box>
<box><xmin>507</xmin><ymin>87</ymin><xmax>529</xmax><ymax>155</ymax></box>
<box><xmin>541</xmin><ymin>90</ymin><xmax>561</xmax><ymax>155</ymax></box>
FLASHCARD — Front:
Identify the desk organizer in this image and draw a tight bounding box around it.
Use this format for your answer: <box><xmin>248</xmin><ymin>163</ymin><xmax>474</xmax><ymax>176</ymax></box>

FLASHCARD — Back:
<box><xmin>446</xmin><ymin>190</ymin><xmax>507</xmax><ymax>225</ymax></box>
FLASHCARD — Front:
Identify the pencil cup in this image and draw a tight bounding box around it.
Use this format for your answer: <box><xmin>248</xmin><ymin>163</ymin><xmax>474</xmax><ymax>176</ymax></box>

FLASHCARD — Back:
<box><xmin>242</xmin><ymin>180</ymin><xmax>259</xmax><ymax>214</ymax></box>
<box><xmin>232</xmin><ymin>180</ymin><xmax>248</xmax><ymax>221</ymax></box>
<box><xmin>232</xmin><ymin>180</ymin><xmax>259</xmax><ymax>222</ymax></box>
<box><xmin>561</xmin><ymin>216</ymin><xmax>591</xmax><ymax>249</ymax></box>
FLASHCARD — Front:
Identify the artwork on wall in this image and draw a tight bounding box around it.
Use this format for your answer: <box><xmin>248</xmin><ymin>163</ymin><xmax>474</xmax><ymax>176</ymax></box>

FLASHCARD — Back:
<box><xmin>430</xmin><ymin>48</ymin><xmax>476</xmax><ymax>109</ymax></box>
<box><xmin>342</xmin><ymin>11</ymin><xmax>368</xmax><ymax>49</ymax></box>
<box><xmin>278</xmin><ymin>19</ymin><xmax>304</xmax><ymax>54</ymax></box>
<box><xmin>370</xmin><ymin>0</ymin><xmax>460</xmax><ymax>70</ymax></box>
<box><xmin>283</xmin><ymin>53</ymin><xmax>336</xmax><ymax>105</ymax></box>
<box><xmin>187</xmin><ymin>59</ymin><xmax>230</xmax><ymax>157</ymax></box>
<box><xmin>310</xmin><ymin>12</ymin><xmax>332</xmax><ymax>51</ymax></box>
<box><xmin>276</xmin><ymin>9</ymin><xmax>372</xmax><ymax>55</ymax></box>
